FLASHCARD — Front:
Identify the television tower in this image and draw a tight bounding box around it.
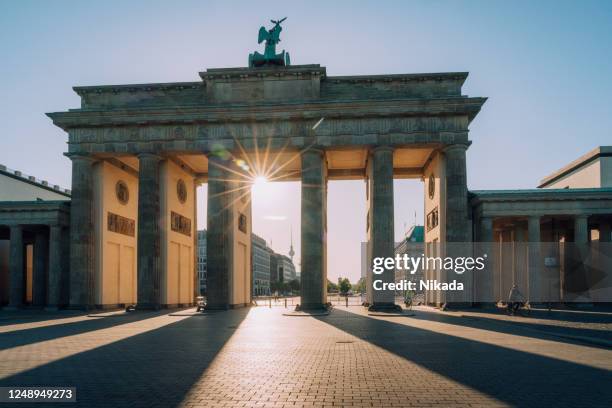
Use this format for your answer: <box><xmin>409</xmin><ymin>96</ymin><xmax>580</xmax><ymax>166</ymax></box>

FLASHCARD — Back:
<box><xmin>288</xmin><ymin>226</ymin><xmax>295</xmax><ymax>261</ymax></box>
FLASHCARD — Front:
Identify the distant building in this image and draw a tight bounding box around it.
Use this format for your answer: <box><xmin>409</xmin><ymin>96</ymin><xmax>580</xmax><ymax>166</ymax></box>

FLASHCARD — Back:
<box><xmin>0</xmin><ymin>165</ymin><xmax>71</xmax><ymax>201</ymax></box>
<box><xmin>251</xmin><ymin>234</ymin><xmax>271</xmax><ymax>296</ymax></box>
<box><xmin>197</xmin><ymin>230</ymin><xmax>207</xmax><ymax>295</ymax></box>
<box><xmin>260</xmin><ymin>233</ymin><xmax>298</xmax><ymax>294</ymax></box>
<box><xmin>395</xmin><ymin>225</ymin><xmax>425</xmax><ymax>295</ymax></box>
<box><xmin>0</xmin><ymin>165</ymin><xmax>71</xmax><ymax>307</ymax></box>
<box><xmin>538</xmin><ymin>146</ymin><xmax>612</xmax><ymax>189</ymax></box>
<box><xmin>267</xmin><ymin>247</ymin><xmax>279</xmax><ymax>283</ymax></box>
<box><xmin>277</xmin><ymin>254</ymin><xmax>296</xmax><ymax>282</ymax></box>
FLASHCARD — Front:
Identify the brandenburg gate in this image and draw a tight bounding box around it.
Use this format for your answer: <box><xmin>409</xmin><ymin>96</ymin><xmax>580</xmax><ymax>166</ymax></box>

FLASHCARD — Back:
<box><xmin>48</xmin><ymin>63</ymin><xmax>485</xmax><ymax>310</ymax></box>
<box><xmin>47</xmin><ymin>22</ymin><xmax>485</xmax><ymax>310</ymax></box>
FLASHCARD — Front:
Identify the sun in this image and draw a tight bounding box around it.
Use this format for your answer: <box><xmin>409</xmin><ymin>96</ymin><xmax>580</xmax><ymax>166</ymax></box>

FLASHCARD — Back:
<box><xmin>253</xmin><ymin>175</ymin><xmax>268</xmax><ymax>187</ymax></box>
<box><xmin>251</xmin><ymin>175</ymin><xmax>270</xmax><ymax>195</ymax></box>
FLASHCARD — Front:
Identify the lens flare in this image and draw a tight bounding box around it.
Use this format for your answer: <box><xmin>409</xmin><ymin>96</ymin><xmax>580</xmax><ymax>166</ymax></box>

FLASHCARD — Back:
<box><xmin>254</xmin><ymin>175</ymin><xmax>268</xmax><ymax>186</ymax></box>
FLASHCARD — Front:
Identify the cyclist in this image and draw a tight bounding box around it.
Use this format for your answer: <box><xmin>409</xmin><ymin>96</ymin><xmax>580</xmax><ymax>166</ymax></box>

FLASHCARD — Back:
<box><xmin>404</xmin><ymin>291</ymin><xmax>414</xmax><ymax>309</ymax></box>
<box><xmin>507</xmin><ymin>284</ymin><xmax>525</xmax><ymax>315</ymax></box>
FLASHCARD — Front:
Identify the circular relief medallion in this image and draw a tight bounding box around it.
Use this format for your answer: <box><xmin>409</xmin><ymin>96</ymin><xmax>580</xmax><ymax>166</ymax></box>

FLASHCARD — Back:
<box><xmin>116</xmin><ymin>180</ymin><xmax>129</xmax><ymax>205</ymax></box>
<box><xmin>428</xmin><ymin>174</ymin><xmax>435</xmax><ymax>200</ymax></box>
<box><xmin>177</xmin><ymin>179</ymin><xmax>187</xmax><ymax>204</ymax></box>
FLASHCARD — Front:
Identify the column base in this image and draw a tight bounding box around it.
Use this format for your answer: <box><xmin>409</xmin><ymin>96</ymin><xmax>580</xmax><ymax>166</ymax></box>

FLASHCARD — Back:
<box><xmin>368</xmin><ymin>302</ymin><xmax>402</xmax><ymax>313</ymax></box>
<box><xmin>2</xmin><ymin>305</ymin><xmax>21</xmax><ymax>311</ymax></box>
<box><xmin>66</xmin><ymin>304</ymin><xmax>94</xmax><ymax>311</ymax></box>
<box><xmin>442</xmin><ymin>302</ymin><xmax>473</xmax><ymax>310</ymax></box>
<box><xmin>44</xmin><ymin>306</ymin><xmax>61</xmax><ymax>312</ymax></box>
<box><xmin>204</xmin><ymin>304</ymin><xmax>229</xmax><ymax>311</ymax></box>
<box><xmin>228</xmin><ymin>303</ymin><xmax>250</xmax><ymax>309</ymax></box>
<box><xmin>136</xmin><ymin>303</ymin><xmax>161</xmax><ymax>311</ymax></box>
<box><xmin>296</xmin><ymin>302</ymin><xmax>330</xmax><ymax>312</ymax></box>
<box><xmin>473</xmin><ymin>302</ymin><xmax>497</xmax><ymax>309</ymax></box>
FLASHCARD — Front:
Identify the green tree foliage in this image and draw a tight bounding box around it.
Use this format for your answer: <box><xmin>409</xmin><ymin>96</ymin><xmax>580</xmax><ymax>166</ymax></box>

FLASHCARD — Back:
<box><xmin>327</xmin><ymin>279</ymin><xmax>338</xmax><ymax>293</ymax></box>
<box><xmin>338</xmin><ymin>277</ymin><xmax>351</xmax><ymax>295</ymax></box>
<box><xmin>353</xmin><ymin>277</ymin><xmax>366</xmax><ymax>294</ymax></box>
<box><xmin>270</xmin><ymin>281</ymin><xmax>282</xmax><ymax>294</ymax></box>
<box><xmin>288</xmin><ymin>278</ymin><xmax>300</xmax><ymax>292</ymax></box>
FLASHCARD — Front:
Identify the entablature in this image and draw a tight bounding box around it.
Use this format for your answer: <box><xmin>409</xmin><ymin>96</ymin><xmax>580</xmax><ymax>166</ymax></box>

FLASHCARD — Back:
<box><xmin>49</xmin><ymin>97</ymin><xmax>485</xmax><ymax>130</ymax></box>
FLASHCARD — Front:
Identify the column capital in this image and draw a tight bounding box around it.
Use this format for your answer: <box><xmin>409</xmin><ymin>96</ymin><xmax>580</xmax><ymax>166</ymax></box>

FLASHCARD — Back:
<box><xmin>480</xmin><ymin>216</ymin><xmax>494</xmax><ymax>225</ymax></box>
<box><xmin>302</xmin><ymin>147</ymin><xmax>326</xmax><ymax>157</ymax></box>
<box><xmin>64</xmin><ymin>153</ymin><xmax>99</xmax><ymax>164</ymax></box>
<box><xmin>137</xmin><ymin>152</ymin><xmax>163</xmax><ymax>161</ymax></box>
<box><xmin>442</xmin><ymin>143</ymin><xmax>470</xmax><ymax>154</ymax></box>
<box><xmin>371</xmin><ymin>145</ymin><xmax>394</xmax><ymax>154</ymax></box>
<box><xmin>574</xmin><ymin>214</ymin><xmax>589</xmax><ymax>220</ymax></box>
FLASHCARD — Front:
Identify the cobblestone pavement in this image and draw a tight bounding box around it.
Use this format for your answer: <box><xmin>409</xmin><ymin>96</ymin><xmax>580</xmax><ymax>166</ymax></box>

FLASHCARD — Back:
<box><xmin>0</xmin><ymin>306</ymin><xmax>611</xmax><ymax>408</ymax></box>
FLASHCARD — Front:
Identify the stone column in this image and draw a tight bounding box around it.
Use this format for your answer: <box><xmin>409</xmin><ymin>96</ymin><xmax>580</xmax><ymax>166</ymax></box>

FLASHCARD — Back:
<box><xmin>368</xmin><ymin>146</ymin><xmax>396</xmax><ymax>310</ymax></box>
<box><xmin>443</xmin><ymin>144</ymin><xmax>471</xmax><ymax>305</ymax></box>
<box><xmin>68</xmin><ymin>155</ymin><xmax>97</xmax><ymax>309</ymax></box>
<box><xmin>444</xmin><ymin>144</ymin><xmax>470</xmax><ymax>242</ymax></box>
<box><xmin>300</xmin><ymin>149</ymin><xmax>327</xmax><ymax>310</ymax></box>
<box><xmin>528</xmin><ymin>215</ymin><xmax>542</xmax><ymax>304</ymax></box>
<box><xmin>136</xmin><ymin>153</ymin><xmax>162</xmax><ymax>309</ymax></box>
<box><xmin>46</xmin><ymin>224</ymin><xmax>63</xmax><ymax>310</ymax></box>
<box><xmin>206</xmin><ymin>156</ymin><xmax>232</xmax><ymax>309</ymax></box>
<box><xmin>480</xmin><ymin>217</ymin><xmax>494</xmax><ymax>242</ymax></box>
<box><xmin>7</xmin><ymin>225</ymin><xmax>24</xmax><ymax>309</ymax></box>
<box><xmin>597</xmin><ymin>221</ymin><xmax>611</xmax><ymax>303</ymax></box>
<box><xmin>478</xmin><ymin>216</ymin><xmax>494</xmax><ymax>305</ymax></box>
<box><xmin>193</xmin><ymin>183</ymin><xmax>200</xmax><ymax>299</ymax></box>
<box><xmin>574</xmin><ymin>215</ymin><xmax>589</xmax><ymax>244</ymax></box>
<box><xmin>600</xmin><ymin>222</ymin><xmax>611</xmax><ymax>243</ymax></box>
<box><xmin>571</xmin><ymin>214</ymin><xmax>590</xmax><ymax>300</ymax></box>
<box><xmin>33</xmin><ymin>229</ymin><xmax>48</xmax><ymax>307</ymax></box>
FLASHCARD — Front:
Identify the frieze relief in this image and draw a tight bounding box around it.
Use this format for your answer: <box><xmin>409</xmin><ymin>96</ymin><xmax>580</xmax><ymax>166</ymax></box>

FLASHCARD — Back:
<box><xmin>68</xmin><ymin>116</ymin><xmax>469</xmax><ymax>151</ymax></box>
<box><xmin>70</xmin><ymin>125</ymin><xmax>200</xmax><ymax>144</ymax></box>
<box><xmin>107</xmin><ymin>212</ymin><xmax>136</xmax><ymax>237</ymax></box>
<box><xmin>171</xmin><ymin>211</ymin><xmax>192</xmax><ymax>236</ymax></box>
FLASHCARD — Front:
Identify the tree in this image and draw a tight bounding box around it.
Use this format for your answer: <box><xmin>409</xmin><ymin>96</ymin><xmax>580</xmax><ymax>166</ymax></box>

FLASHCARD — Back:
<box><xmin>338</xmin><ymin>277</ymin><xmax>351</xmax><ymax>295</ymax></box>
<box><xmin>288</xmin><ymin>278</ymin><xmax>300</xmax><ymax>293</ymax></box>
<box><xmin>353</xmin><ymin>277</ymin><xmax>366</xmax><ymax>294</ymax></box>
<box><xmin>327</xmin><ymin>279</ymin><xmax>338</xmax><ymax>293</ymax></box>
<box><xmin>270</xmin><ymin>281</ymin><xmax>282</xmax><ymax>294</ymax></box>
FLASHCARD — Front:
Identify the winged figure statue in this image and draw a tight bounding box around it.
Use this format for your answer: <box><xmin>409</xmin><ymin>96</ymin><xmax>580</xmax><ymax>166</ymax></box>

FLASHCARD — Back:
<box><xmin>249</xmin><ymin>18</ymin><xmax>291</xmax><ymax>68</ymax></box>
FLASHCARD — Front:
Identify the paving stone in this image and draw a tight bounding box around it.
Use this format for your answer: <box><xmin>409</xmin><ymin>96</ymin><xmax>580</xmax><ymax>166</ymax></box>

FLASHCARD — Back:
<box><xmin>0</xmin><ymin>307</ymin><xmax>610</xmax><ymax>407</ymax></box>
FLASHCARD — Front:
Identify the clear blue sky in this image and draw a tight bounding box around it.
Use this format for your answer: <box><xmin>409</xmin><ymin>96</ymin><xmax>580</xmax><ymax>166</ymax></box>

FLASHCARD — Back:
<box><xmin>1</xmin><ymin>0</ymin><xmax>611</xmax><ymax>281</ymax></box>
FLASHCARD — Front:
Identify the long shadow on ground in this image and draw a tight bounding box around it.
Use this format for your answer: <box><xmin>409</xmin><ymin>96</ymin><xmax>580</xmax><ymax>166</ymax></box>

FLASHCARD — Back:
<box><xmin>465</xmin><ymin>306</ymin><xmax>612</xmax><ymax>324</ymax></box>
<box><xmin>412</xmin><ymin>308</ymin><xmax>612</xmax><ymax>349</ymax></box>
<box><xmin>0</xmin><ymin>310</ymin><xmax>86</xmax><ymax>326</ymax></box>
<box><xmin>0</xmin><ymin>310</ymin><xmax>167</xmax><ymax>352</ymax></box>
<box><xmin>0</xmin><ymin>309</ymin><xmax>249</xmax><ymax>408</ymax></box>
<box><xmin>317</xmin><ymin>308</ymin><xmax>612</xmax><ymax>408</ymax></box>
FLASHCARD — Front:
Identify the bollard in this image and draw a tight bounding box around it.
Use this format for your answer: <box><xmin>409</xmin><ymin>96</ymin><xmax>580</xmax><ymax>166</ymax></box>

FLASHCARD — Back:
<box><xmin>285</xmin><ymin>298</ymin><xmax>287</xmax><ymax>308</ymax></box>
<box><xmin>269</xmin><ymin>298</ymin><xmax>272</xmax><ymax>308</ymax></box>
<box><xmin>345</xmin><ymin>296</ymin><xmax>348</xmax><ymax>307</ymax></box>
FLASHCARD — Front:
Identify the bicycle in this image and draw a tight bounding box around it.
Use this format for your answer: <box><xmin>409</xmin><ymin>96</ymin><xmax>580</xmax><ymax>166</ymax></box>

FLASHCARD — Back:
<box><xmin>506</xmin><ymin>302</ymin><xmax>531</xmax><ymax>317</ymax></box>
